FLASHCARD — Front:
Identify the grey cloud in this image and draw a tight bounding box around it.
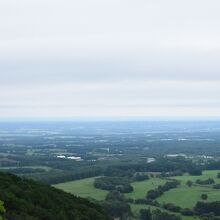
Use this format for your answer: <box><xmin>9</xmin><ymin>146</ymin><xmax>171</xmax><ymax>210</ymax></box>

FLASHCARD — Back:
<box><xmin>0</xmin><ymin>0</ymin><xmax>220</xmax><ymax>117</ymax></box>
<box><xmin>1</xmin><ymin>50</ymin><xmax>220</xmax><ymax>86</ymax></box>
<box><xmin>0</xmin><ymin>0</ymin><xmax>220</xmax><ymax>85</ymax></box>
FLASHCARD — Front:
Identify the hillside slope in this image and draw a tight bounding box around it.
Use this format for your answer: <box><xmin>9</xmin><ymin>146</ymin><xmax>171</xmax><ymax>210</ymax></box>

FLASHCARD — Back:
<box><xmin>0</xmin><ymin>171</ymin><xmax>111</xmax><ymax>220</ymax></box>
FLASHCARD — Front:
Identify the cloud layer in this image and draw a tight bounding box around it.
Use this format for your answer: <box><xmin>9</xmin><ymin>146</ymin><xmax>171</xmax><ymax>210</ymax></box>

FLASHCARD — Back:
<box><xmin>0</xmin><ymin>0</ymin><xmax>220</xmax><ymax>118</ymax></box>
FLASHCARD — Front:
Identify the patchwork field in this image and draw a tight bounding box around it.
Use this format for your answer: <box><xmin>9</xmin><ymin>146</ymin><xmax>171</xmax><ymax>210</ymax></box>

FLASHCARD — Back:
<box><xmin>54</xmin><ymin>176</ymin><xmax>167</xmax><ymax>201</ymax></box>
<box><xmin>54</xmin><ymin>170</ymin><xmax>220</xmax><ymax>219</ymax></box>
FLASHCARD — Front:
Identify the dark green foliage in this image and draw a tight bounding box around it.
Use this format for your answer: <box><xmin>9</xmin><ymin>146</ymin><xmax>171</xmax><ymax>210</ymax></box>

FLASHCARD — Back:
<box><xmin>7</xmin><ymin>168</ymin><xmax>46</xmax><ymax>175</ymax></box>
<box><xmin>102</xmin><ymin>157</ymin><xmax>203</xmax><ymax>180</ymax></box>
<box><xmin>105</xmin><ymin>190</ymin><xmax>125</xmax><ymax>202</ymax></box>
<box><xmin>0</xmin><ymin>171</ymin><xmax>111</xmax><ymax>220</ymax></box>
<box><xmin>213</xmin><ymin>184</ymin><xmax>220</xmax><ymax>189</ymax></box>
<box><xmin>29</xmin><ymin>166</ymin><xmax>103</xmax><ymax>184</ymax></box>
<box><xmin>134</xmin><ymin>198</ymin><xmax>148</xmax><ymax>204</ymax></box>
<box><xmin>101</xmin><ymin>201</ymin><xmax>131</xmax><ymax>218</ymax></box>
<box><xmin>152</xmin><ymin>209</ymin><xmax>182</xmax><ymax>220</ymax></box>
<box><xmin>94</xmin><ymin>176</ymin><xmax>133</xmax><ymax>193</ymax></box>
<box><xmin>161</xmin><ymin>171</ymin><xmax>183</xmax><ymax>178</ymax></box>
<box><xmin>206</xmin><ymin>162</ymin><xmax>220</xmax><ymax>170</ymax></box>
<box><xmin>146</xmin><ymin>180</ymin><xmax>180</xmax><ymax>200</ymax></box>
<box><xmin>163</xmin><ymin>203</ymin><xmax>181</xmax><ymax>213</ymax></box>
<box><xmin>139</xmin><ymin>209</ymin><xmax>182</xmax><ymax>220</ymax></box>
<box><xmin>103</xmin><ymin>189</ymin><xmax>131</xmax><ymax>218</ymax></box>
<box><xmin>194</xmin><ymin>201</ymin><xmax>220</xmax><ymax>216</ymax></box>
<box><xmin>104</xmin><ymin>166</ymin><xmax>135</xmax><ymax>178</ymax></box>
<box><xmin>201</xmin><ymin>214</ymin><xmax>220</xmax><ymax>220</ymax></box>
<box><xmin>140</xmin><ymin>208</ymin><xmax>152</xmax><ymax>220</ymax></box>
<box><xmin>125</xmin><ymin>198</ymin><xmax>134</xmax><ymax>203</ymax></box>
<box><xmin>196</xmin><ymin>178</ymin><xmax>215</xmax><ymax>185</ymax></box>
<box><xmin>186</xmin><ymin>180</ymin><xmax>193</xmax><ymax>187</ymax></box>
<box><xmin>203</xmin><ymin>217</ymin><xmax>220</xmax><ymax>220</ymax></box>
<box><xmin>134</xmin><ymin>173</ymin><xmax>149</xmax><ymax>181</ymax></box>
<box><xmin>0</xmin><ymin>200</ymin><xmax>5</xmax><ymax>220</ymax></box>
<box><xmin>188</xmin><ymin>168</ymin><xmax>202</xmax><ymax>176</ymax></box>
<box><xmin>201</xmin><ymin>194</ymin><xmax>208</xmax><ymax>200</ymax></box>
<box><xmin>180</xmin><ymin>208</ymin><xmax>194</xmax><ymax>216</ymax></box>
<box><xmin>147</xmin><ymin>189</ymin><xmax>160</xmax><ymax>200</ymax></box>
<box><xmin>162</xmin><ymin>203</ymin><xmax>194</xmax><ymax>216</ymax></box>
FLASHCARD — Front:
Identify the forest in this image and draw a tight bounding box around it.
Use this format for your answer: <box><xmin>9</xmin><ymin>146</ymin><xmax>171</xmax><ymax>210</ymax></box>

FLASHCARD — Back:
<box><xmin>0</xmin><ymin>171</ymin><xmax>111</xmax><ymax>220</ymax></box>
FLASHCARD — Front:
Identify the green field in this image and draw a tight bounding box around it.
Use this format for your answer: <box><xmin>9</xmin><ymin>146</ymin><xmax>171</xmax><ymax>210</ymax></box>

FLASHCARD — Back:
<box><xmin>53</xmin><ymin>170</ymin><xmax>220</xmax><ymax>219</ymax></box>
<box><xmin>54</xmin><ymin>176</ymin><xmax>166</xmax><ymax>201</ymax></box>
<box><xmin>158</xmin><ymin>170</ymin><xmax>220</xmax><ymax>208</ymax></box>
<box><xmin>53</xmin><ymin>177</ymin><xmax>108</xmax><ymax>200</ymax></box>
<box><xmin>173</xmin><ymin>170</ymin><xmax>220</xmax><ymax>184</ymax></box>
<box><xmin>125</xmin><ymin>178</ymin><xmax>167</xmax><ymax>199</ymax></box>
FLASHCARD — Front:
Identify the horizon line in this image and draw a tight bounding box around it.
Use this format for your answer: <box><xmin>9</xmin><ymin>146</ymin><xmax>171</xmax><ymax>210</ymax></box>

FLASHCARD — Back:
<box><xmin>0</xmin><ymin>116</ymin><xmax>220</xmax><ymax>122</ymax></box>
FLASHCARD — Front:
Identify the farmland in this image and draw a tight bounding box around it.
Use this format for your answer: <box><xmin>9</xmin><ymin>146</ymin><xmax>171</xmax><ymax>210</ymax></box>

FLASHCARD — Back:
<box><xmin>158</xmin><ymin>170</ymin><xmax>220</xmax><ymax>208</ymax></box>
<box><xmin>54</xmin><ymin>170</ymin><xmax>220</xmax><ymax>219</ymax></box>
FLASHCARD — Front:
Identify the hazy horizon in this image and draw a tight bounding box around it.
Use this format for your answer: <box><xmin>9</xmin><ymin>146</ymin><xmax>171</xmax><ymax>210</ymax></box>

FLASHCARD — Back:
<box><xmin>0</xmin><ymin>116</ymin><xmax>220</xmax><ymax>122</ymax></box>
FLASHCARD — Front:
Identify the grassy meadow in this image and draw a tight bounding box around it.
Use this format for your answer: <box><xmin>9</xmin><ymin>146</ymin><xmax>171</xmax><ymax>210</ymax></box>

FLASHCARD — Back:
<box><xmin>54</xmin><ymin>170</ymin><xmax>220</xmax><ymax>219</ymax></box>
<box><xmin>158</xmin><ymin>170</ymin><xmax>220</xmax><ymax>208</ymax></box>
<box><xmin>53</xmin><ymin>177</ymin><xmax>108</xmax><ymax>200</ymax></box>
<box><xmin>125</xmin><ymin>178</ymin><xmax>167</xmax><ymax>199</ymax></box>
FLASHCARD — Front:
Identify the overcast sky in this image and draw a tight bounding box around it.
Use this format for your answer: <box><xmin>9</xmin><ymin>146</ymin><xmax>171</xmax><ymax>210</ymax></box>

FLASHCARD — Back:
<box><xmin>0</xmin><ymin>0</ymin><xmax>220</xmax><ymax>118</ymax></box>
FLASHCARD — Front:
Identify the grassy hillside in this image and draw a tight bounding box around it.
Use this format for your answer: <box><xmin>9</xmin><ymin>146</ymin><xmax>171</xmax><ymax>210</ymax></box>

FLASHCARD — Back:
<box><xmin>54</xmin><ymin>177</ymin><xmax>108</xmax><ymax>200</ymax></box>
<box><xmin>0</xmin><ymin>172</ymin><xmax>111</xmax><ymax>220</ymax></box>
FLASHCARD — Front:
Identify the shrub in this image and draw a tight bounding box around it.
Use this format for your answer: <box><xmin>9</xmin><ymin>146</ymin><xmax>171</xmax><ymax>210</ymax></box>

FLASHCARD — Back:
<box><xmin>186</xmin><ymin>180</ymin><xmax>193</xmax><ymax>187</ymax></box>
<box><xmin>201</xmin><ymin>194</ymin><xmax>208</xmax><ymax>200</ymax></box>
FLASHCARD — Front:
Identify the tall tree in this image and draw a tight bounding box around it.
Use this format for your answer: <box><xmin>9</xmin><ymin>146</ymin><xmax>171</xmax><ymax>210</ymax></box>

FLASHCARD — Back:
<box><xmin>0</xmin><ymin>200</ymin><xmax>5</xmax><ymax>220</ymax></box>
